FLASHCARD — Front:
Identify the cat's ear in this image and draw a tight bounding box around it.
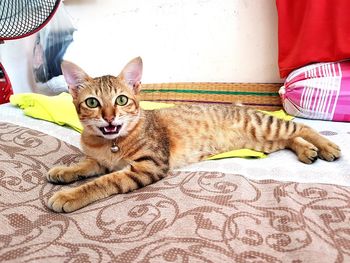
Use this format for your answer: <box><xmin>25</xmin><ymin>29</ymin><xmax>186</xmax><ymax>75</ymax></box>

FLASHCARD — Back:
<box><xmin>61</xmin><ymin>61</ymin><xmax>90</xmax><ymax>99</ymax></box>
<box><xmin>120</xmin><ymin>57</ymin><xmax>143</xmax><ymax>94</ymax></box>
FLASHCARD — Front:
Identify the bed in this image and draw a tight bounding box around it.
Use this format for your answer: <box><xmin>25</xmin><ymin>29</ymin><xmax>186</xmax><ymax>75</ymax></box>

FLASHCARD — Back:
<box><xmin>1</xmin><ymin>102</ymin><xmax>350</xmax><ymax>262</ymax></box>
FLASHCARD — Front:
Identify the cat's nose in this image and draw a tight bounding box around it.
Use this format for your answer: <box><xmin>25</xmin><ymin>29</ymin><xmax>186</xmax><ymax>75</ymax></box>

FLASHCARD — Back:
<box><xmin>103</xmin><ymin>115</ymin><xmax>115</xmax><ymax>123</ymax></box>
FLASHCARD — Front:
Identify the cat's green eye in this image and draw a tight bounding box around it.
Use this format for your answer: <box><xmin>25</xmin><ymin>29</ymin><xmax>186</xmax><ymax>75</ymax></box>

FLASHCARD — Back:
<box><xmin>85</xmin><ymin>97</ymin><xmax>100</xmax><ymax>108</ymax></box>
<box><xmin>115</xmin><ymin>95</ymin><xmax>128</xmax><ymax>106</ymax></box>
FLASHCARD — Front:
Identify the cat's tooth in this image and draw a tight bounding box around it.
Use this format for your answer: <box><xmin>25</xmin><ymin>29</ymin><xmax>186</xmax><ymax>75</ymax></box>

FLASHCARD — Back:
<box><xmin>103</xmin><ymin>126</ymin><xmax>117</xmax><ymax>133</ymax></box>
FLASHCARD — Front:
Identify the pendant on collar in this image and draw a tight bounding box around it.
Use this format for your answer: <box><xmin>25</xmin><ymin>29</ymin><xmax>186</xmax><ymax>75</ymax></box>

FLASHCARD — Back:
<box><xmin>111</xmin><ymin>140</ymin><xmax>119</xmax><ymax>153</ymax></box>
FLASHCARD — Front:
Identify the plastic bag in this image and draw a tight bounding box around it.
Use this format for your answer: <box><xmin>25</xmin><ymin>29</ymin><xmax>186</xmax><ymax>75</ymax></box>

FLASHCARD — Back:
<box><xmin>279</xmin><ymin>60</ymin><xmax>350</xmax><ymax>122</ymax></box>
<box><xmin>33</xmin><ymin>3</ymin><xmax>75</xmax><ymax>95</ymax></box>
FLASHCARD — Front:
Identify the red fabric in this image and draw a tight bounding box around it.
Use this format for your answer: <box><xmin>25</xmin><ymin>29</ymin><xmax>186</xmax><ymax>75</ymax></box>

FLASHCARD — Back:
<box><xmin>276</xmin><ymin>0</ymin><xmax>350</xmax><ymax>78</ymax></box>
<box><xmin>0</xmin><ymin>63</ymin><xmax>13</xmax><ymax>104</ymax></box>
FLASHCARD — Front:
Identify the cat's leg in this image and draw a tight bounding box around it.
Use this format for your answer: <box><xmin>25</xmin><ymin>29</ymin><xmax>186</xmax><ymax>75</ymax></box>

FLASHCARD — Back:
<box><xmin>297</xmin><ymin>125</ymin><xmax>341</xmax><ymax>161</ymax></box>
<box><xmin>286</xmin><ymin>137</ymin><xmax>319</xmax><ymax>164</ymax></box>
<box><xmin>242</xmin><ymin>111</ymin><xmax>340</xmax><ymax>163</ymax></box>
<box><xmin>260</xmin><ymin>120</ymin><xmax>340</xmax><ymax>163</ymax></box>
<box><xmin>47</xmin><ymin>163</ymin><xmax>168</xmax><ymax>212</ymax></box>
<box><xmin>244</xmin><ymin>136</ymin><xmax>319</xmax><ymax>164</ymax></box>
<box><xmin>266</xmin><ymin>122</ymin><xmax>341</xmax><ymax>162</ymax></box>
<box><xmin>47</xmin><ymin>157</ymin><xmax>105</xmax><ymax>184</ymax></box>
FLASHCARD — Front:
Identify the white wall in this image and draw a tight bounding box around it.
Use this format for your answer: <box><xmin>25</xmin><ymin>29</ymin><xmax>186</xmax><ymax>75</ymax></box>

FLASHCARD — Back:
<box><xmin>0</xmin><ymin>0</ymin><xmax>282</xmax><ymax>94</ymax></box>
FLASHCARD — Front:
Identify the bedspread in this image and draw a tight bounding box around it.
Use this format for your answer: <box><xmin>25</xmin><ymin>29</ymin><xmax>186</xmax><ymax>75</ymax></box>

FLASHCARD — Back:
<box><xmin>1</xmin><ymin>122</ymin><xmax>350</xmax><ymax>262</ymax></box>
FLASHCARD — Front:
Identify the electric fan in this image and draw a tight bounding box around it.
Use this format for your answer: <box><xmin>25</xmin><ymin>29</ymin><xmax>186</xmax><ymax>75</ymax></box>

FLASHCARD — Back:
<box><xmin>0</xmin><ymin>0</ymin><xmax>61</xmax><ymax>104</ymax></box>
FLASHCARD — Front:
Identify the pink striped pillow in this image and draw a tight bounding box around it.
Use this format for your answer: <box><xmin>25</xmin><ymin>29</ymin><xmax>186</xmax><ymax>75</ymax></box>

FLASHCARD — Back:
<box><xmin>279</xmin><ymin>60</ymin><xmax>350</xmax><ymax>122</ymax></box>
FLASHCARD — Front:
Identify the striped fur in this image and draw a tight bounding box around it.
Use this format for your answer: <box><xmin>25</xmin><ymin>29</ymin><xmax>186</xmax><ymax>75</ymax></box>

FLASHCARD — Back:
<box><xmin>47</xmin><ymin>57</ymin><xmax>341</xmax><ymax>213</ymax></box>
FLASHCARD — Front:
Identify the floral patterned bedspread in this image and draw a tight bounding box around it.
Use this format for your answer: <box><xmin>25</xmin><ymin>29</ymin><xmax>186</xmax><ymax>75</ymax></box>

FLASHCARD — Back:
<box><xmin>1</xmin><ymin>122</ymin><xmax>350</xmax><ymax>263</ymax></box>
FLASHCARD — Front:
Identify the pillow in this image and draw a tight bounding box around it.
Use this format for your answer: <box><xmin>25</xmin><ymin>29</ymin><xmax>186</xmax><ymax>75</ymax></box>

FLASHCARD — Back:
<box><xmin>279</xmin><ymin>60</ymin><xmax>350</xmax><ymax>122</ymax></box>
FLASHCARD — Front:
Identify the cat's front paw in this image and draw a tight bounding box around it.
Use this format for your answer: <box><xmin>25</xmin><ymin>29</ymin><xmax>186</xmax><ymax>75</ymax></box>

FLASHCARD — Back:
<box><xmin>48</xmin><ymin>189</ymin><xmax>85</xmax><ymax>213</ymax></box>
<box><xmin>47</xmin><ymin>166</ymin><xmax>78</xmax><ymax>184</ymax></box>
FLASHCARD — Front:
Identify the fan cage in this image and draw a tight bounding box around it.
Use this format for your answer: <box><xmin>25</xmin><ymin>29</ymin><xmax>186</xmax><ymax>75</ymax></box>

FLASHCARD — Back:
<box><xmin>0</xmin><ymin>0</ymin><xmax>60</xmax><ymax>40</ymax></box>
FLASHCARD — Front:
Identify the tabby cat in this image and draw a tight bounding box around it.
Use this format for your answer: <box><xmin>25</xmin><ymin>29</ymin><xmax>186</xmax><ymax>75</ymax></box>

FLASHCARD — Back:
<box><xmin>47</xmin><ymin>57</ymin><xmax>341</xmax><ymax>213</ymax></box>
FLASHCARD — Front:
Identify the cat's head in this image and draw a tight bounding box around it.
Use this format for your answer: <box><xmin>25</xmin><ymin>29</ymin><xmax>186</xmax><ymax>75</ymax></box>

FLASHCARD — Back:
<box><xmin>61</xmin><ymin>57</ymin><xmax>143</xmax><ymax>139</ymax></box>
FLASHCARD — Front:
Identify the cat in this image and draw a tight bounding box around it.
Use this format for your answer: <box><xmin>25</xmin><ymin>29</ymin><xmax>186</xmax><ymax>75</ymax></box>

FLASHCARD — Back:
<box><xmin>47</xmin><ymin>57</ymin><xmax>341</xmax><ymax>213</ymax></box>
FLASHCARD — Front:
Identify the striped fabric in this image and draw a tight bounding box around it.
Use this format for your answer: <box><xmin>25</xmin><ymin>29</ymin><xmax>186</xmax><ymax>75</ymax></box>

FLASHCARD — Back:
<box><xmin>140</xmin><ymin>82</ymin><xmax>283</xmax><ymax>111</ymax></box>
<box><xmin>280</xmin><ymin>60</ymin><xmax>350</xmax><ymax>122</ymax></box>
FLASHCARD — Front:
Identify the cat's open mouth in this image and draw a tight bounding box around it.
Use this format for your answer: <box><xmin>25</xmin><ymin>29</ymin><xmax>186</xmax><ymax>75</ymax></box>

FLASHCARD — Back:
<box><xmin>99</xmin><ymin>124</ymin><xmax>122</xmax><ymax>135</ymax></box>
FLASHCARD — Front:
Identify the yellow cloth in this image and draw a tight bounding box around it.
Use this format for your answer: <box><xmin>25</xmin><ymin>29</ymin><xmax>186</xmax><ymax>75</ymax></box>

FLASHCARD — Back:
<box><xmin>139</xmin><ymin>101</ymin><xmax>175</xmax><ymax>110</ymax></box>
<box><xmin>10</xmin><ymin>92</ymin><xmax>83</xmax><ymax>132</ymax></box>
<box><xmin>207</xmin><ymin>149</ymin><xmax>267</xmax><ymax>160</ymax></box>
<box><xmin>260</xmin><ymin>109</ymin><xmax>294</xmax><ymax>121</ymax></box>
<box><xmin>10</xmin><ymin>92</ymin><xmax>294</xmax><ymax>160</ymax></box>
